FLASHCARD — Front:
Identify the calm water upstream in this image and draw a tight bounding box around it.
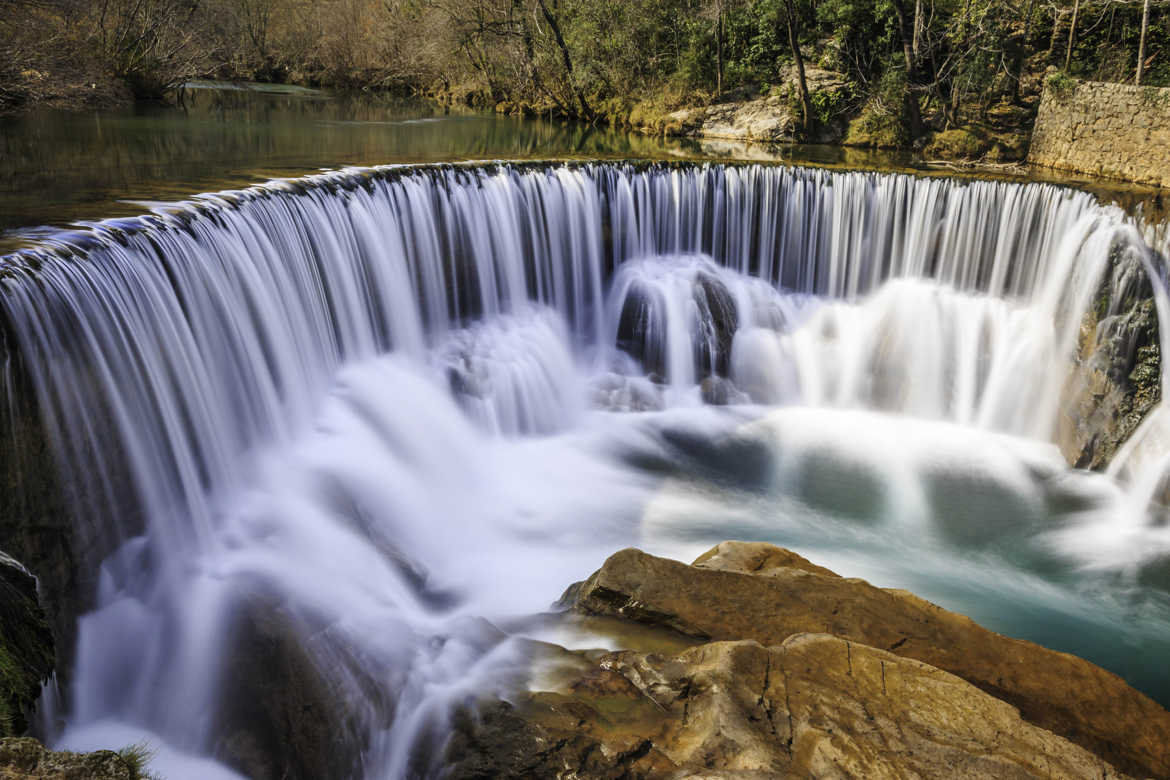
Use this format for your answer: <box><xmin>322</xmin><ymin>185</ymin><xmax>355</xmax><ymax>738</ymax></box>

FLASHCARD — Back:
<box><xmin>3</xmin><ymin>81</ymin><xmax>1163</xmax><ymax>244</ymax></box>
<box><xmin>4</xmin><ymin>83</ymin><xmax>1170</xmax><ymax>779</ymax></box>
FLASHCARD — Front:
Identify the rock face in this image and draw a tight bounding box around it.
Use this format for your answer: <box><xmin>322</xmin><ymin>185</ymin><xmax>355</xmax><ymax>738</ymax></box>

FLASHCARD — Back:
<box><xmin>0</xmin><ymin>351</ymin><xmax>143</xmax><ymax>679</ymax></box>
<box><xmin>1029</xmin><ymin>78</ymin><xmax>1170</xmax><ymax>188</ymax></box>
<box><xmin>663</xmin><ymin>68</ymin><xmax>849</xmax><ymax>145</ymax></box>
<box><xmin>447</xmin><ymin>542</ymin><xmax>1170</xmax><ymax>779</ymax></box>
<box><xmin>1060</xmin><ymin>249</ymin><xmax>1162</xmax><ymax>470</ymax></box>
<box><xmin>0</xmin><ymin>553</ymin><xmax>53</xmax><ymax>738</ymax></box>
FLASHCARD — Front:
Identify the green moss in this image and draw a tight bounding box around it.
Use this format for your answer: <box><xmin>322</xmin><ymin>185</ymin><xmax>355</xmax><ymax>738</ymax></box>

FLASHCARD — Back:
<box><xmin>1045</xmin><ymin>71</ymin><xmax>1077</xmax><ymax>102</ymax></box>
<box><xmin>844</xmin><ymin>99</ymin><xmax>907</xmax><ymax>148</ymax></box>
<box><xmin>924</xmin><ymin>127</ymin><xmax>992</xmax><ymax>161</ymax></box>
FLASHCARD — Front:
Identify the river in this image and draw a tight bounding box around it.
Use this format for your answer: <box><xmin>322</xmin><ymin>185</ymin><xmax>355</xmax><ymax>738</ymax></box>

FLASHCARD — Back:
<box><xmin>3</xmin><ymin>83</ymin><xmax>1170</xmax><ymax>779</ymax></box>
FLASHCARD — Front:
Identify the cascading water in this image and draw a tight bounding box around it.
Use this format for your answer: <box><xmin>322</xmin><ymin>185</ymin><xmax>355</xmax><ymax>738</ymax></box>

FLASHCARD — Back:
<box><xmin>3</xmin><ymin>162</ymin><xmax>1170</xmax><ymax>778</ymax></box>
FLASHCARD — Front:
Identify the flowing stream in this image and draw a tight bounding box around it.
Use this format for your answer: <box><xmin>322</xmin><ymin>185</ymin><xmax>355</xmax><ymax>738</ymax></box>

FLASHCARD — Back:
<box><xmin>4</xmin><ymin>162</ymin><xmax>1170</xmax><ymax>778</ymax></box>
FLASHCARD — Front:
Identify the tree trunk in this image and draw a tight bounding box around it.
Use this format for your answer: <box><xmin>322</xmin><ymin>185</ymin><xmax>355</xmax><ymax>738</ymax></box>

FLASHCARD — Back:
<box><xmin>784</xmin><ymin>0</ymin><xmax>811</xmax><ymax>135</ymax></box>
<box><xmin>512</xmin><ymin>0</ymin><xmax>568</xmax><ymax>115</ymax></box>
<box><xmin>1064</xmin><ymin>0</ymin><xmax>1080</xmax><ymax>71</ymax></box>
<box><xmin>888</xmin><ymin>0</ymin><xmax>924</xmax><ymax>138</ymax></box>
<box><xmin>1046</xmin><ymin>8</ymin><xmax>1064</xmax><ymax>62</ymax></box>
<box><xmin>912</xmin><ymin>0</ymin><xmax>923</xmax><ymax>61</ymax></box>
<box><xmin>950</xmin><ymin>0</ymin><xmax>974</xmax><ymax>127</ymax></box>
<box><xmin>1009</xmin><ymin>0</ymin><xmax>1035</xmax><ymax>104</ymax></box>
<box><xmin>536</xmin><ymin>0</ymin><xmax>591</xmax><ymax>118</ymax></box>
<box><xmin>716</xmin><ymin>2</ymin><xmax>724</xmax><ymax>97</ymax></box>
<box><xmin>1137</xmin><ymin>0</ymin><xmax>1151</xmax><ymax>85</ymax></box>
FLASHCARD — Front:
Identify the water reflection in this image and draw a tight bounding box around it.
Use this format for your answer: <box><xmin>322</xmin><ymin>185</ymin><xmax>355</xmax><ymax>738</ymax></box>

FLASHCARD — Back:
<box><xmin>2</xmin><ymin>81</ymin><xmax>1167</xmax><ymax>246</ymax></box>
<box><xmin>0</xmin><ymin>87</ymin><xmax>682</xmax><ymax>237</ymax></box>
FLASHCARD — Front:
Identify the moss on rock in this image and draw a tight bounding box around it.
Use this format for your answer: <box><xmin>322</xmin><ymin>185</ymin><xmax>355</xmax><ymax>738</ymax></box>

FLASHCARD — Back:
<box><xmin>0</xmin><ymin>737</ymin><xmax>154</xmax><ymax>779</ymax></box>
<box><xmin>844</xmin><ymin>98</ymin><xmax>908</xmax><ymax>148</ymax></box>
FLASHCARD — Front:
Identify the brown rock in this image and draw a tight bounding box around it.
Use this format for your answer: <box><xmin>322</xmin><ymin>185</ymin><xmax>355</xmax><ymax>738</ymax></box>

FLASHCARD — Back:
<box><xmin>0</xmin><ymin>737</ymin><xmax>134</xmax><ymax>780</ymax></box>
<box><xmin>447</xmin><ymin>637</ymin><xmax>1132</xmax><ymax>779</ymax></box>
<box><xmin>571</xmin><ymin>543</ymin><xmax>1170</xmax><ymax>778</ymax></box>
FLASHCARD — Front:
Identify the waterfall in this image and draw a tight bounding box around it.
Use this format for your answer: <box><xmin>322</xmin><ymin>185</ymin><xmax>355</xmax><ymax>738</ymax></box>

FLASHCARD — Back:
<box><xmin>2</xmin><ymin>162</ymin><xmax>1167</xmax><ymax>778</ymax></box>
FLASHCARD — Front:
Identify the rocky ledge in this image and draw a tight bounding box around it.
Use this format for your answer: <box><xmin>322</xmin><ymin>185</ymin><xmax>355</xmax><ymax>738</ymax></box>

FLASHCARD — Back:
<box><xmin>655</xmin><ymin>68</ymin><xmax>851</xmax><ymax>146</ymax></box>
<box><xmin>0</xmin><ymin>552</ymin><xmax>53</xmax><ymax>739</ymax></box>
<box><xmin>0</xmin><ymin>738</ymin><xmax>147</xmax><ymax>780</ymax></box>
<box><xmin>446</xmin><ymin>542</ymin><xmax>1170</xmax><ymax>779</ymax></box>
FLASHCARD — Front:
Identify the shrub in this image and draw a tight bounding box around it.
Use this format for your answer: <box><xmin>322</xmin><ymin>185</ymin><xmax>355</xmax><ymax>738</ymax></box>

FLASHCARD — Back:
<box><xmin>1045</xmin><ymin>70</ymin><xmax>1077</xmax><ymax>102</ymax></box>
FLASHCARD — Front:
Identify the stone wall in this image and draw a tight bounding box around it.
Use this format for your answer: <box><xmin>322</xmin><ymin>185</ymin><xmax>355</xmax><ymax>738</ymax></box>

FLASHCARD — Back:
<box><xmin>1029</xmin><ymin>79</ymin><xmax>1170</xmax><ymax>188</ymax></box>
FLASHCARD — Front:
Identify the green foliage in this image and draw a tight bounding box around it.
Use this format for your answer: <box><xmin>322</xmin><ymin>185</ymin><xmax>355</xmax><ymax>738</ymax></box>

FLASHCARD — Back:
<box><xmin>810</xmin><ymin>85</ymin><xmax>852</xmax><ymax>127</ymax></box>
<box><xmin>1045</xmin><ymin>70</ymin><xmax>1077</xmax><ymax>101</ymax></box>
<box><xmin>845</xmin><ymin>65</ymin><xmax>910</xmax><ymax>147</ymax></box>
<box><xmin>4</xmin><ymin>0</ymin><xmax>1165</xmax><ymax>135</ymax></box>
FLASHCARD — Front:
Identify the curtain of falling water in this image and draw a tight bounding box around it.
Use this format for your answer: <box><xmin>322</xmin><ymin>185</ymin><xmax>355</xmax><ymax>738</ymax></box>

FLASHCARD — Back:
<box><xmin>0</xmin><ymin>162</ymin><xmax>1160</xmax><ymax>778</ymax></box>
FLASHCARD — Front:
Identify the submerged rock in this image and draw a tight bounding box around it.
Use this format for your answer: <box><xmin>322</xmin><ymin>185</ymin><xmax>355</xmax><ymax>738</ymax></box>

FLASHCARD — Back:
<box><xmin>0</xmin><ymin>552</ymin><xmax>53</xmax><ymax>738</ymax></box>
<box><xmin>446</xmin><ymin>542</ymin><xmax>1170</xmax><ymax>779</ymax></box>
<box><xmin>211</xmin><ymin>590</ymin><xmax>367</xmax><ymax>780</ymax></box>
<box><xmin>698</xmin><ymin>376</ymin><xmax>749</xmax><ymax>406</ymax></box>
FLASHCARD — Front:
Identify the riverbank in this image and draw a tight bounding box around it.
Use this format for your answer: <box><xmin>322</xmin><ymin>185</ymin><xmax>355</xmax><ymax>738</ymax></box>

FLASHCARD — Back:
<box><xmin>9</xmin><ymin>61</ymin><xmax>1170</xmax><ymax>191</ymax></box>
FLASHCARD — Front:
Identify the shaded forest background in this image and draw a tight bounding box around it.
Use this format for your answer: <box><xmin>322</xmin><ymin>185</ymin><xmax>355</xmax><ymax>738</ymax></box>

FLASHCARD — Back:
<box><xmin>1</xmin><ymin>0</ymin><xmax>1167</xmax><ymax>148</ymax></box>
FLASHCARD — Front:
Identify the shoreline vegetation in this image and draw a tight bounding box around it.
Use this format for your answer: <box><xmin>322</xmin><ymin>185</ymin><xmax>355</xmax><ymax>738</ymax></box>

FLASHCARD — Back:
<box><xmin>3</xmin><ymin>0</ymin><xmax>1168</xmax><ymax>168</ymax></box>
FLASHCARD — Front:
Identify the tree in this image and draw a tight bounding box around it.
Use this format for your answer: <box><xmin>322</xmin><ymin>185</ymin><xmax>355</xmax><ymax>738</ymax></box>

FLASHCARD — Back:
<box><xmin>888</xmin><ymin>0</ymin><xmax>925</xmax><ymax>136</ymax></box>
<box><xmin>1065</xmin><ymin>0</ymin><xmax>1080</xmax><ymax>69</ymax></box>
<box><xmin>536</xmin><ymin>0</ymin><xmax>591</xmax><ymax>117</ymax></box>
<box><xmin>782</xmin><ymin>0</ymin><xmax>811</xmax><ymax>133</ymax></box>
<box><xmin>91</xmin><ymin>0</ymin><xmax>212</xmax><ymax>98</ymax></box>
<box><xmin>1136</xmin><ymin>0</ymin><xmax>1150</xmax><ymax>84</ymax></box>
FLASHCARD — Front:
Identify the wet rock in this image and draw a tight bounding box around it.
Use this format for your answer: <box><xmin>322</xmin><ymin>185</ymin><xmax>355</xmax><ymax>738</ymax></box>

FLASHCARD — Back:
<box><xmin>0</xmin><ymin>347</ymin><xmax>145</xmax><ymax>678</ymax></box>
<box><xmin>693</xmin><ymin>272</ymin><xmax>738</xmax><ymax>379</ymax></box>
<box><xmin>589</xmin><ymin>374</ymin><xmax>664</xmax><ymax>413</ymax></box>
<box><xmin>0</xmin><ymin>552</ymin><xmax>53</xmax><ymax>737</ymax></box>
<box><xmin>1060</xmin><ymin>248</ymin><xmax>1161</xmax><ymax>471</ymax></box>
<box><xmin>447</xmin><ymin>635</ymin><xmax>1133</xmax><ymax>779</ymax></box>
<box><xmin>698</xmin><ymin>376</ymin><xmax>748</xmax><ymax>406</ymax></box>
<box><xmin>0</xmin><ymin>737</ymin><xmax>135</xmax><ymax>779</ymax></box>
<box><xmin>211</xmin><ymin>591</ymin><xmax>367</xmax><ymax>780</ymax></box>
<box><xmin>568</xmin><ymin>543</ymin><xmax>1170</xmax><ymax>778</ymax></box>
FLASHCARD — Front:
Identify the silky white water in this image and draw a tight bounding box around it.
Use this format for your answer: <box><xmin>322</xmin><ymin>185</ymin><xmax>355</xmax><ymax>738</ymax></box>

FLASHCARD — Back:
<box><xmin>3</xmin><ymin>162</ymin><xmax>1170</xmax><ymax>778</ymax></box>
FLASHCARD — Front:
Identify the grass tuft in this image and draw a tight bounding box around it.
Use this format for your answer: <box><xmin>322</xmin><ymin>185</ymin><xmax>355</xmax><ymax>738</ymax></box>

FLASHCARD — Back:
<box><xmin>117</xmin><ymin>740</ymin><xmax>163</xmax><ymax>780</ymax></box>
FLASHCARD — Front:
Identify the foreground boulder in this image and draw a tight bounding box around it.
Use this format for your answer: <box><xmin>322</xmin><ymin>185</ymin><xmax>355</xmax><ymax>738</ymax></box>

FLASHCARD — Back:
<box><xmin>447</xmin><ymin>542</ymin><xmax>1170</xmax><ymax>778</ymax></box>
<box><xmin>447</xmin><ymin>636</ymin><xmax>1132</xmax><ymax>779</ymax></box>
<box><xmin>0</xmin><ymin>552</ymin><xmax>53</xmax><ymax>738</ymax></box>
<box><xmin>567</xmin><ymin>543</ymin><xmax>1170</xmax><ymax>778</ymax></box>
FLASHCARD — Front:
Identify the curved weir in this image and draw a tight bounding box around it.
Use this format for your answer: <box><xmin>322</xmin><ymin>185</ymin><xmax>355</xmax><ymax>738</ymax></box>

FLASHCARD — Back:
<box><xmin>4</xmin><ymin>162</ymin><xmax>1170</xmax><ymax>778</ymax></box>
